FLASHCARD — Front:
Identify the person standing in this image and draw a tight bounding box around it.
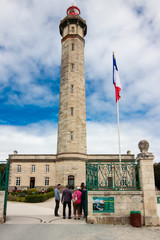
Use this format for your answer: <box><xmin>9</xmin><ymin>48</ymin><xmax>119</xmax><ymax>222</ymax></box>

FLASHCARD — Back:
<box><xmin>80</xmin><ymin>182</ymin><xmax>85</xmax><ymax>215</ymax></box>
<box><xmin>81</xmin><ymin>185</ymin><xmax>87</xmax><ymax>217</ymax></box>
<box><xmin>54</xmin><ymin>184</ymin><xmax>61</xmax><ymax>216</ymax></box>
<box><xmin>72</xmin><ymin>186</ymin><xmax>82</xmax><ymax>220</ymax></box>
<box><xmin>61</xmin><ymin>185</ymin><xmax>72</xmax><ymax>219</ymax></box>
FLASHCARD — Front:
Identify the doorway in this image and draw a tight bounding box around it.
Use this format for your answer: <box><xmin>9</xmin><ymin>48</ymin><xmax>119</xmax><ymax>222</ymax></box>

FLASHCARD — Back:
<box><xmin>68</xmin><ymin>175</ymin><xmax>74</xmax><ymax>189</ymax></box>
<box><xmin>30</xmin><ymin>177</ymin><xmax>35</xmax><ymax>189</ymax></box>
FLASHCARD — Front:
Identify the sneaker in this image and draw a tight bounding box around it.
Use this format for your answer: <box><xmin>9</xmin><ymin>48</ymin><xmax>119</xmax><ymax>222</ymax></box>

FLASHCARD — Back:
<box><xmin>63</xmin><ymin>216</ymin><xmax>66</xmax><ymax>219</ymax></box>
<box><xmin>68</xmin><ymin>217</ymin><xmax>72</xmax><ymax>219</ymax></box>
<box><xmin>55</xmin><ymin>214</ymin><xmax>60</xmax><ymax>217</ymax></box>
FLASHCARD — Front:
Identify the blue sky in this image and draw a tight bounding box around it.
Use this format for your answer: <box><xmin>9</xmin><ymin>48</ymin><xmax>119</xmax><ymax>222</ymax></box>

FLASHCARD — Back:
<box><xmin>0</xmin><ymin>0</ymin><xmax>160</xmax><ymax>162</ymax></box>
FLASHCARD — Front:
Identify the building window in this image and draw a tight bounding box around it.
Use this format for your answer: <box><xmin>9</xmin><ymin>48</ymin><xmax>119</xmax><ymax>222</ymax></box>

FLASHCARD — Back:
<box><xmin>71</xmin><ymin>131</ymin><xmax>73</xmax><ymax>140</ymax></box>
<box><xmin>71</xmin><ymin>63</ymin><xmax>74</xmax><ymax>71</ymax></box>
<box><xmin>71</xmin><ymin>107</ymin><xmax>74</xmax><ymax>116</ymax></box>
<box><xmin>72</xmin><ymin>43</ymin><xmax>74</xmax><ymax>51</ymax></box>
<box><xmin>71</xmin><ymin>85</ymin><xmax>74</xmax><ymax>93</ymax></box>
<box><xmin>46</xmin><ymin>165</ymin><xmax>50</xmax><ymax>172</ymax></box>
<box><xmin>31</xmin><ymin>165</ymin><xmax>35</xmax><ymax>173</ymax></box>
<box><xmin>45</xmin><ymin>177</ymin><xmax>49</xmax><ymax>186</ymax></box>
<box><xmin>72</xmin><ymin>27</ymin><xmax>74</xmax><ymax>33</ymax></box>
<box><xmin>17</xmin><ymin>165</ymin><xmax>21</xmax><ymax>172</ymax></box>
<box><xmin>16</xmin><ymin>177</ymin><xmax>20</xmax><ymax>186</ymax></box>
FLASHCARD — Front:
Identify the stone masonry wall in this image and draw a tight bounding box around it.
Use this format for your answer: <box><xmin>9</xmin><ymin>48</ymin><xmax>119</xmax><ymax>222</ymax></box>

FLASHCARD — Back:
<box><xmin>57</xmin><ymin>22</ymin><xmax>87</xmax><ymax>155</ymax></box>
<box><xmin>87</xmin><ymin>191</ymin><xmax>144</xmax><ymax>225</ymax></box>
<box><xmin>0</xmin><ymin>191</ymin><xmax>5</xmax><ymax>223</ymax></box>
<box><xmin>55</xmin><ymin>160</ymin><xmax>86</xmax><ymax>187</ymax></box>
<box><xmin>9</xmin><ymin>161</ymin><xmax>56</xmax><ymax>191</ymax></box>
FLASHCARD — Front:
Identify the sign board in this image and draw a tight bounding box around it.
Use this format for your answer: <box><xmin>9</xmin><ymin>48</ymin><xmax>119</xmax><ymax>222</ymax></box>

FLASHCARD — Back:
<box><xmin>93</xmin><ymin>197</ymin><xmax>114</xmax><ymax>213</ymax></box>
<box><xmin>157</xmin><ymin>196</ymin><xmax>160</xmax><ymax>204</ymax></box>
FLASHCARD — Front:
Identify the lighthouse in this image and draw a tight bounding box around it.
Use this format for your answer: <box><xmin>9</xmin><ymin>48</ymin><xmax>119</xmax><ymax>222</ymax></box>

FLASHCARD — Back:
<box><xmin>56</xmin><ymin>5</ymin><xmax>87</xmax><ymax>187</ymax></box>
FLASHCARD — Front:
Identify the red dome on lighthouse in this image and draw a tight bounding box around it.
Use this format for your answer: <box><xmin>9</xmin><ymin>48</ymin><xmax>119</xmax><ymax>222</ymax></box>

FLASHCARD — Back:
<box><xmin>67</xmin><ymin>6</ymin><xmax>81</xmax><ymax>16</ymax></box>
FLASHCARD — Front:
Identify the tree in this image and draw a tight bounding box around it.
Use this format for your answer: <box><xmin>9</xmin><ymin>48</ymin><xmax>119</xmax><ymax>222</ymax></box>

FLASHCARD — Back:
<box><xmin>154</xmin><ymin>163</ymin><xmax>160</xmax><ymax>190</ymax></box>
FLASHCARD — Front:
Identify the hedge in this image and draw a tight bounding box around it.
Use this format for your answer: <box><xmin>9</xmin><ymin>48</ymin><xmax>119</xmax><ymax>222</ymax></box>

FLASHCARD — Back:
<box><xmin>25</xmin><ymin>191</ymin><xmax>54</xmax><ymax>203</ymax></box>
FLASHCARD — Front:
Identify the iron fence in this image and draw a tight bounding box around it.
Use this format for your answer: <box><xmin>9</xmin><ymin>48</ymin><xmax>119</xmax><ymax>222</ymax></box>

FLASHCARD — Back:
<box><xmin>0</xmin><ymin>161</ymin><xmax>10</xmax><ymax>221</ymax></box>
<box><xmin>86</xmin><ymin>162</ymin><xmax>140</xmax><ymax>191</ymax></box>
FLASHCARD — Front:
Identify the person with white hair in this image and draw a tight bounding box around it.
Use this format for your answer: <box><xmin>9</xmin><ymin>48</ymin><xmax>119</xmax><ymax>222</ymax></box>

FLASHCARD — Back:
<box><xmin>72</xmin><ymin>186</ymin><xmax>82</xmax><ymax>220</ymax></box>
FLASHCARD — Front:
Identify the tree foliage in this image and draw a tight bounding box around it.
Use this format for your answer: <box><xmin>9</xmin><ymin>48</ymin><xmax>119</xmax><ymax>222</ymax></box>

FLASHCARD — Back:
<box><xmin>154</xmin><ymin>163</ymin><xmax>160</xmax><ymax>190</ymax></box>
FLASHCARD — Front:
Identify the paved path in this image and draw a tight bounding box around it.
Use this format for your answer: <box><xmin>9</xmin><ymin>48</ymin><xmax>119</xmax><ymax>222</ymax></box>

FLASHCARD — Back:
<box><xmin>6</xmin><ymin>198</ymin><xmax>86</xmax><ymax>224</ymax></box>
<box><xmin>1</xmin><ymin>198</ymin><xmax>160</xmax><ymax>240</ymax></box>
<box><xmin>1</xmin><ymin>223</ymin><xmax>160</xmax><ymax>240</ymax></box>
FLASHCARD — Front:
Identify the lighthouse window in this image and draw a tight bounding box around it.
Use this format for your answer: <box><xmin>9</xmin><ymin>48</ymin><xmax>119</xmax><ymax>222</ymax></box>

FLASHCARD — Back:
<box><xmin>71</xmin><ymin>63</ymin><xmax>74</xmax><ymax>71</ymax></box>
<box><xmin>72</xmin><ymin>27</ymin><xmax>74</xmax><ymax>33</ymax></box>
<box><xmin>71</xmin><ymin>107</ymin><xmax>74</xmax><ymax>116</ymax></box>
<box><xmin>71</xmin><ymin>85</ymin><xmax>74</xmax><ymax>93</ymax></box>
<box><xmin>71</xmin><ymin>131</ymin><xmax>73</xmax><ymax>140</ymax></box>
<box><xmin>31</xmin><ymin>165</ymin><xmax>35</xmax><ymax>173</ymax></box>
<box><xmin>72</xmin><ymin>43</ymin><xmax>74</xmax><ymax>51</ymax></box>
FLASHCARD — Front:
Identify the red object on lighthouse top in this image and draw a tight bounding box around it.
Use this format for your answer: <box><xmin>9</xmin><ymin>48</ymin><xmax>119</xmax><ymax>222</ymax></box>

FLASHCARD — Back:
<box><xmin>67</xmin><ymin>6</ymin><xmax>81</xmax><ymax>15</ymax></box>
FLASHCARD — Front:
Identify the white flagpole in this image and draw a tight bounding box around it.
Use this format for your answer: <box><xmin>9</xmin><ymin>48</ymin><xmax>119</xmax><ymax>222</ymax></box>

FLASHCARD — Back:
<box><xmin>116</xmin><ymin>101</ymin><xmax>121</xmax><ymax>164</ymax></box>
<box><xmin>113</xmin><ymin>51</ymin><xmax>122</xmax><ymax>186</ymax></box>
<box><xmin>116</xmin><ymin>98</ymin><xmax>122</xmax><ymax>184</ymax></box>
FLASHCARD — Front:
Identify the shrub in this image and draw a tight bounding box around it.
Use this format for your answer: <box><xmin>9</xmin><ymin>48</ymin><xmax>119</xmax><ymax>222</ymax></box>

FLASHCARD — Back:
<box><xmin>25</xmin><ymin>194</ymin><xmax>47</xmax><ymax>203</ymax></box>
<box><xmin>11</xmin><ymin>192</ymin><xmax>19</xmax><ymax>196</ymax></box>
<box><xmin>16</xmin><ymin>197</ymin><xmax>26</xmax><ymax>202</ymax></box>
<box><xmin>47</xmin><ymin>187</ymin><xmax>54</xmax><ymax>192</ymax></box>
<box><xmin>19</xmin><ymin>192</ymin><xmax>26</xmax><ymax>197</ymax></box>
<box><xmin>25</xmin><ymin>191</ymin><xmax>54</xmax><ymax>203</ymax></box>
<box><xmin>46</xmin><ymin>191</ymin><xmax>54</xmax><ymax>198</ymax></box>
<box><xmin>27</xmin><ymin>188</ymin><xmax>38</xmax><ymax>195</ymax></box>
<box><xmin>8</xmin><ymin>195</ymin><xmax>17</xmax><ymax>201</ymax></box>
<box><xmin>22</xmin><ymin>189</ymin><xmax>28</xmax><ymax>194</ymax></box>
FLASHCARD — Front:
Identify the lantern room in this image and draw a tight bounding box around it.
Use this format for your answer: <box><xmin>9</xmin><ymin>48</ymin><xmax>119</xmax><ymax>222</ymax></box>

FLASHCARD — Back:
<box><xmin>67</xmin><ymin>6</ymin><xmax>81</xmax><ymax>16</ymax></box>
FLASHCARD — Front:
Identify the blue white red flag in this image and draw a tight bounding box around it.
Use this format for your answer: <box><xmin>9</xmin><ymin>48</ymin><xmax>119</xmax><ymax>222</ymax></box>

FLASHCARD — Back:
<box><xmin>113</xmin><ymin>53</ymin><xmax>121</xmax><ymax>103</ymax></box>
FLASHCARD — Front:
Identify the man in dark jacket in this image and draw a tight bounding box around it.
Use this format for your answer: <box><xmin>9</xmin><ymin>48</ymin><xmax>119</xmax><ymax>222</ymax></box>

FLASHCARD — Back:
<box><xmin>61</xmin><ymin>185</ymin><xmax>72</xmax><ymax>219</ymax></box>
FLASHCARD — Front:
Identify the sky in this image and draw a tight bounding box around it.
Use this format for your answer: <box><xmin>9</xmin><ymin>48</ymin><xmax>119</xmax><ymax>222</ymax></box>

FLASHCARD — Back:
<box><xmin>0</xmin><ymin>0</ymin><xmax>160</xmax><ymax>162</ymax></box>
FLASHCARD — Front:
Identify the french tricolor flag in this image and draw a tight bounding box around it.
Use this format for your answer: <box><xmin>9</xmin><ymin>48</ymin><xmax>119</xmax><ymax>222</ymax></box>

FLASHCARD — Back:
<box><xmin>113</xmin><ymin>53</ymin><xmax>122</xmax><ymax>103</ymax></box>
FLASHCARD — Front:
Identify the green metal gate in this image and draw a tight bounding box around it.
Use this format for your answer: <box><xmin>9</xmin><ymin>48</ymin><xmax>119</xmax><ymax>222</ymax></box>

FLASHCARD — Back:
<box><xmin>86</xmin><ymin>162</ymin><xmax>140</xmax><ymax>191</ymax></box>
<box><xmin>0</xmin><ymin>161</ymin><xmax>10</xmax><ymax>222</ymax></box>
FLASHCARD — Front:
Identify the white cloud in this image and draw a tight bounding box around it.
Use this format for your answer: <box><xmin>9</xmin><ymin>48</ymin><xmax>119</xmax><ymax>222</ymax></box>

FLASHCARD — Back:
<box><xmin>0</xmin><ymin>121</ymin><xmax>159</xmax><ymax>163</ymax></box>
<box><xmin>0</xmin><ymin>122</ymin><xmax>58</xmax><ymax>161</ymax></box>
<box><xmin>0</xmin><ymin>0</ymin><xmax>160</xmax><ymax>163</ymax></box>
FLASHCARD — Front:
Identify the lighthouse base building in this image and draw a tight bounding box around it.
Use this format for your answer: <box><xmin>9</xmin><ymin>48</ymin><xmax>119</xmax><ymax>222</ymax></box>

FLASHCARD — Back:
<box><xmin>8</xmin><ymin>153</ymin><xmax>135</xmax><ymax>191</ymax></box>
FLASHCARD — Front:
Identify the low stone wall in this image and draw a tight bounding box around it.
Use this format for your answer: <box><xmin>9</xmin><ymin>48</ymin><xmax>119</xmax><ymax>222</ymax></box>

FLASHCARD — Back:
<box><xmin>0</xmin><ymin>191</ymin><xmax>5</xmax><ymax>223</ymax></box>
<box><xmin>87</xmin><ymin>191</ymin><xmax>144</xmax><ymax>225</ymax></box>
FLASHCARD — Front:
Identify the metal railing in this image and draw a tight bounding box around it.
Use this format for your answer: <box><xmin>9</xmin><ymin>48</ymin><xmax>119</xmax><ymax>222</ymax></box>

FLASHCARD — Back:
<box><xmin>86</xmin><ymin>162</ymin><xmax>140</xmax><ymax>191</ymax></box>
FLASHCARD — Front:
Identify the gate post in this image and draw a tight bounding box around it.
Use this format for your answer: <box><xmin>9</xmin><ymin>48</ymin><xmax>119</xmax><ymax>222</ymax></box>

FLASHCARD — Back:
<box><xmin>137</xmin><ymin>140</ymin><xmax>160</xmax><ymax>226</ymax></box>
<box><xmin>4</xmin><ymin>161</ymin><xmax>10</xmax><ymax>222</ymax></box>
<box><xmin>0</xmin><ymin>191</ymin><xmax>5</xmax><ymax>223</ymax></box>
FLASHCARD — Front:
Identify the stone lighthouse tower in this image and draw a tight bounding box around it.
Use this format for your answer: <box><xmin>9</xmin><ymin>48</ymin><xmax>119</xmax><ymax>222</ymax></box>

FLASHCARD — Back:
<box><xmin>56</xmin><ymin>5</ymin><xmax>87</xmax><ymax>188</ymax></box>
